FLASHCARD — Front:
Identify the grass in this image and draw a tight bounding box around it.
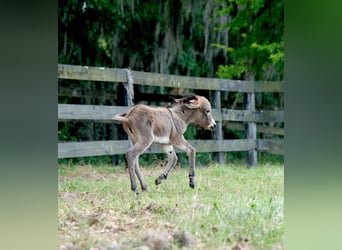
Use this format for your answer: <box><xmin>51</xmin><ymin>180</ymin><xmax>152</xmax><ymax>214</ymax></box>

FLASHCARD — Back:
<box><xmin>58</xmin><ymin>163</ymin><xmax>284</xmax><ymax>250</ymax></box>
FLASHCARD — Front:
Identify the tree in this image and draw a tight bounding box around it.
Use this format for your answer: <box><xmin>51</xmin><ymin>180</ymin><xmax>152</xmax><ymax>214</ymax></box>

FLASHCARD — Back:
<box><xmin>214</xmin><ymin>0</ymin><xmax>284</xmax><ymax>81</ymax></box>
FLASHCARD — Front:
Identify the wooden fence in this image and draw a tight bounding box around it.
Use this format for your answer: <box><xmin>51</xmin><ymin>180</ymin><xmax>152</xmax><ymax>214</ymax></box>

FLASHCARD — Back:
<box><xmin>58</xmin><ymin>64</ymin><xmax>284</xmax><ymax>166</ymax></box>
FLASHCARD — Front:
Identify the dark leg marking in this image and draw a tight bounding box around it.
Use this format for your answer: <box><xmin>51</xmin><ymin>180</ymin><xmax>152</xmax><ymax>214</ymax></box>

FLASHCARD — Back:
<box><xmin>189</xmin><ymin>174</ymin><xmax>195</xmax><ymax>189</ymax></box>
<box><xmin>155</xmin><ymin>174</ymin><xmax>167</xmax><ymax>185</ymax></box>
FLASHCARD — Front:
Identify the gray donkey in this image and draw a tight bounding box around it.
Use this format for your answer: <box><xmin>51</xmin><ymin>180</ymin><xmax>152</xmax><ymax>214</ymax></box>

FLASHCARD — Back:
<box><xmin>113</xmin><ymin>95</ymin><xmax>216</xmax><ymax>193</ymax></box>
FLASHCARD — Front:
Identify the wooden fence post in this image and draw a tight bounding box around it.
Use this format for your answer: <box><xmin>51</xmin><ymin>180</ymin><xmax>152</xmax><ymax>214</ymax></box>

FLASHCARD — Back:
<box><xmin>244</xmin><ymin>92</ymin><xmax>258</xmax><ymax>167</ymax></box>
<box><xmin>124</xmin><ymin>68</ymin><xmax>134</xmax><ymax>106</ymax></box>
<box><xmin>112</xmin><ymin>69</ymin><xmax>134</xmax><ymax>166</ymax></box>
<box><xmin>210</xmin><ymin>90</ymin><xmax>224</xmax><ymax>165</ymax></box>
<box><xmin>111</xmin><ymin>83</ymin><xmax>126</xmax><ymax>166</ymax></box>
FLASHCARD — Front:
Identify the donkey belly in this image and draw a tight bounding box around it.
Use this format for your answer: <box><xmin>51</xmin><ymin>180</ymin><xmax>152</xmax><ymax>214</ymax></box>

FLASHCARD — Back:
<box><xmin>154</xmin><ymin>135</ymin><xmax>170</xmax><ymax>144</ymax></box>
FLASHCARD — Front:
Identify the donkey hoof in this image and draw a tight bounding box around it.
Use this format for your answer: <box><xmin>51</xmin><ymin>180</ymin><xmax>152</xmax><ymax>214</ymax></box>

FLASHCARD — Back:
<box><xmin>155</xmin><ymin>174</ymin><xmax>166</xmax><ymax>185</ymax></box>
<box><xmin>155</xmin><ymin>178</ymin><xmax>162</xmax><ymax>185</ymax></box>
<box><xmin>189</xmin><ymin>181</ymin><xmax>195</xmax><ymax>189</ymax></box>
<box><xmin>142</xmin><ymin>185</ymin><xmax>148</xmax><ymax>192</ymax></box>
<box><xmin>131</xmin><ymin>185</ymin><xmax>138</xmax><ymax>193</ymax></box>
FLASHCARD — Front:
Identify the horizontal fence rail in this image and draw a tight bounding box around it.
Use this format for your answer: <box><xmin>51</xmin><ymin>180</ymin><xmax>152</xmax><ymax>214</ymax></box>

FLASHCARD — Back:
<box><xmin>58</xmin><ymin>64</ymin><xmax>284</xmax><ymax>93</ymax></box>
<box><xmin>227</xmin><ymin>122</ymin><xmax>284</xmax><ymax>136</ymax></box>
<box><xmin>58</xmin><ymin>139</ymin><xmax>283</xmax><ymax>159</ymax></box>
<box><xmin>58</xmin><ymin>64</ymin><xmax>284</xmax><ymax>164</ymax></box>
<box><xmin>58</xmin><ymin>104</ymin><xmax>284</xmax><ymax>123</ymax></box>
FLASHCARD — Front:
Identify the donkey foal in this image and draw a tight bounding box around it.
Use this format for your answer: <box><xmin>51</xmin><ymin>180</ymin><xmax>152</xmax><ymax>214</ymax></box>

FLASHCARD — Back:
<box><xmin>113</xmin><ymin>95</ymin><xmax>216</xmax><ymax>193</ymax></box>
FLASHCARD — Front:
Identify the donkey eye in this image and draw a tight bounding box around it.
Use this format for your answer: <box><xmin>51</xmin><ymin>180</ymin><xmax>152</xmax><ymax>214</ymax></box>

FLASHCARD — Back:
<box><xmin>205</xmin><ymin>110</ymin><xmax>210</xmax><ymax>114</ymax></box>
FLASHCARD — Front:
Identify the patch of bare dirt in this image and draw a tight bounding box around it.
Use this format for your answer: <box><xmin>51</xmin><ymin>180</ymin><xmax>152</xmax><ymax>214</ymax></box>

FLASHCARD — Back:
<box><xmin>141</xmin><ymin>229</ymin><xmax>197</xmax><ymax>250</ymax></box>
<box><xmin>231</xmin><ymin>238</ymin><xmax>254</xmax><ymax>250</ymax></box>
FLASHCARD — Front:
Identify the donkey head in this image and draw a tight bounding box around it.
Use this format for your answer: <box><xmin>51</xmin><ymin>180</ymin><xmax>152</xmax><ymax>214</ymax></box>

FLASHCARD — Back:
<box><xmin>170</xmin><ymin>95</ymin><xmax>216</xmax><ymax>131</ymax></box>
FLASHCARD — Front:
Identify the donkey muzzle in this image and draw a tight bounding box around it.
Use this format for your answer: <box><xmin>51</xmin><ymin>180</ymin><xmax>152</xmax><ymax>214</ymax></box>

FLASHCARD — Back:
<box><xmin>209</xmin><ymin>122</ymin><xmax>216</xmax><ymax>131</ymax></box>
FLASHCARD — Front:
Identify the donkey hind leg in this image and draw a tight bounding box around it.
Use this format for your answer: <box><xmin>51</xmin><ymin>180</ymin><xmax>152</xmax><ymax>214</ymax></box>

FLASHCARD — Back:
<box><xmin>155</xmin><ymin>145</ymin><xmax>178</xmax><ymax>185</ymax></box>
<box><xmin>134</xmin><ymin>158</ymin><xmax>148</xmax><ymax>191</ymax></box>
<box><xmin>175</xmin><ymin>139</ymin><xmax>196</xmax><ymax>189</ymax></box>
<box><xmin>126</xmin><ymin>141</ymin><xmax>152</xmax><ymax>193</ymax></box>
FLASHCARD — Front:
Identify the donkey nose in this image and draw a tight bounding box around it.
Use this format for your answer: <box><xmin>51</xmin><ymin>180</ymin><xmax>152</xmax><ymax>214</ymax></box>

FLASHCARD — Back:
<box><xmin>210</xmin><ymin>122</ymin><xmax>216</xmax><ymax>130</ymax></box>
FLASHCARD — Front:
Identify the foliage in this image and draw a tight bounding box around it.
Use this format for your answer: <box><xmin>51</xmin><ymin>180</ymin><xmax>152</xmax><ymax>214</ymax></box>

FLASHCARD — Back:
<box><xmin>59</xmin><ymin>163</ymin><xmax>284</xmax><ymax>249</ymax></box>
<box><xmin>215</xmin><ymin>0</ymin><xmax>284</xmax><ymax>81</ymax></box>
<box><xmin>58</xmin><ymin>0</ymin><xmax>230</xmax><ymax>75</ymax></box>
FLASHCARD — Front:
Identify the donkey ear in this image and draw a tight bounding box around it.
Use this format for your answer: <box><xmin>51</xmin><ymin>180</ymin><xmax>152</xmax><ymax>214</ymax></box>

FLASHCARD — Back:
<box><xmin>168</xmin><ymin>96</ymin><xmax>178</xmax><ymax>104</ymax></box>
<box><xmin>183</xmin><ymin>96</ymin><xmax>200</xmax><ymax>109</ymax></box>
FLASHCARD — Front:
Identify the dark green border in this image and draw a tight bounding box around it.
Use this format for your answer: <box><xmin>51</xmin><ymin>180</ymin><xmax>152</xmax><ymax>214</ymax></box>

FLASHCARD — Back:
<box><xmin>0</xmin><ymin>1</ymin><xmax>57</xmax><ymax>249</ymax></box>
<box><xmin>285</xmin><ymin>0</ymin><xmax>342</xmax><ymax>249</ymax></box>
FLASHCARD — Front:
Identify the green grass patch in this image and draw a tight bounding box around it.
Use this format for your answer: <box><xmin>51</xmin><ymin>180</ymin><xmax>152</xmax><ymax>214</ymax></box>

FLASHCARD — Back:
<box><xmin>58</xmin><ymin>163</ymin><xmax>284</xmax><ymax>249</ymax></box>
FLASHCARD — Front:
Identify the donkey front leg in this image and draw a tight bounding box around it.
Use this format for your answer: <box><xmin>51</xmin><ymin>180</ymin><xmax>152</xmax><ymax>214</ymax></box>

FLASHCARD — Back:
<box><xmin>187</xmin><ymin>144</ymin><xmax>196</xmax><ymax>189</ymax></box>
<box><xmin>176</xmin><ymin>139</ymin><xmax>196</xmax><ymax>189</ymax></box>
<box><xmin>155</xmin><ymin>145</ymin><xmax>178</xmax><ymax>185</ymax></box>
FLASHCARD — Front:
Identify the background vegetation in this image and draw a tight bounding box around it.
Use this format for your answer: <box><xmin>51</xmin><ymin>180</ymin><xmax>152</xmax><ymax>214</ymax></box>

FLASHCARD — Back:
<box><xmin>58</xmin><ymin>0</ymin><xmax>284</xmax><ymax>165</ymax></box>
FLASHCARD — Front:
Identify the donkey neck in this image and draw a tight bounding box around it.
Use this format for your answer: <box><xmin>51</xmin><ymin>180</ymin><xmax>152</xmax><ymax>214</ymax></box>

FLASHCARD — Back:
<box><xmin>169</xmin><ymin>106</ymin><xmax>197</xmax><ymax>126</ymax></box>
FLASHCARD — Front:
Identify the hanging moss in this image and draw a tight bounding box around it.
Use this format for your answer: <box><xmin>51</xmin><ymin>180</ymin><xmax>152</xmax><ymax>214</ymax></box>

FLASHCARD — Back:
<box><xmin>59</xmin><ymin>0</ymin><xmax>234</xmax><ymax>77</ymax></box>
